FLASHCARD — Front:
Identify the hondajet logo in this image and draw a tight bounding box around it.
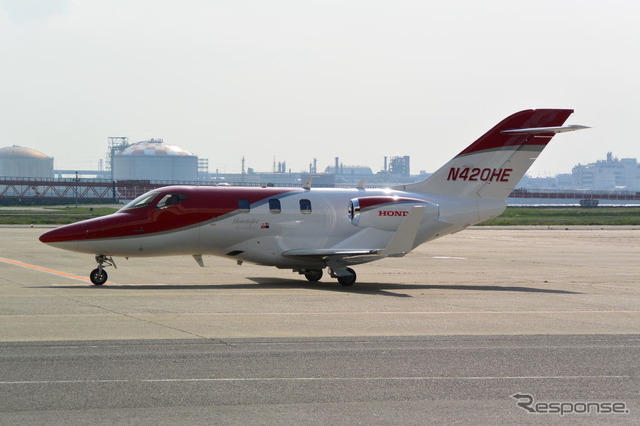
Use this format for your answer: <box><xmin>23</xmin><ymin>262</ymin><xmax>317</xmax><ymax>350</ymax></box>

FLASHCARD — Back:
<box><xmin>377</xmin><ymin>210</ymin><xmax>409</xmax><ymax>217</ymax></box>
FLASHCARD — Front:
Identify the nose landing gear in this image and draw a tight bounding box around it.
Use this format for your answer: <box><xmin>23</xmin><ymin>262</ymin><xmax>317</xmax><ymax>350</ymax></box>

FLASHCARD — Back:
<box><xmin>90</xmin><ymin>255</ymin><xmax>116</xmax><ymax>285</ymax></box>
<box><xmin>89</xmin><ymin>268</ymin><xmax>107</xmax><ymax>286</ymax></box>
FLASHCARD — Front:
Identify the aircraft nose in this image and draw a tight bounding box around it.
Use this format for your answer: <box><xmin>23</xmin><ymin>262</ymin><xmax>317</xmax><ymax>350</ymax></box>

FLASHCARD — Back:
<box><xmin>39</xmin><ymin>229</ymin><xmax>53</xmax><ymax>244</ymax></box>
<box><xmin>39</xmin><ymin>223</ymin><xmax>87</xmax><ymax>244</ymax></box>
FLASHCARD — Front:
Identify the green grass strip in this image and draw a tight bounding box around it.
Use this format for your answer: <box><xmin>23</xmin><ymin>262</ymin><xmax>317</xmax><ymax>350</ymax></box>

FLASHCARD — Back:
<box><xmin>479</xmin><ymin>207</ymin><xmax>640</xmax><ymax>226</ymax></box>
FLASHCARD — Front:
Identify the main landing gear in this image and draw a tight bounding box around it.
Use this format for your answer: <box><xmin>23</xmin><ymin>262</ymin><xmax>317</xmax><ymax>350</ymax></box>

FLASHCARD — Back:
<box><xmin>303</xmin><ymin>269</ymin><xmax>323</xmax><ymax>282</ymax></box>
<box><xmin>331</xmin><ymin>267</ymin><xmax>357</xmax><ymax>286</ymax></box>
<box><xmin>297</xmin><ymin>267</ymin><xmax>357</xmax><ymax>286</ymax></box>
<box><xmin>90</xmin><ymin>255</ymin><xmax>116</xmax><ymax>286</ymax></box>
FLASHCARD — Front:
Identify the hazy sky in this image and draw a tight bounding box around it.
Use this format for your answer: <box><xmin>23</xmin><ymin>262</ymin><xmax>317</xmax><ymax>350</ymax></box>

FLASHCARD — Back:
<box><xmin>1</xmin><ymin>0</ymin><xmax>638</xmax><ymax>176</ymax></box>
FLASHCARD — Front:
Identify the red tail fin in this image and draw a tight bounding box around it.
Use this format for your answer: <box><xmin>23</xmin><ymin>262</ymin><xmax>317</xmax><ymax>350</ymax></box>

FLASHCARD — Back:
<box><xmin>398</xmin><ymin>109</ymin><xmax>585</xmax><ymax>199</ymax></box>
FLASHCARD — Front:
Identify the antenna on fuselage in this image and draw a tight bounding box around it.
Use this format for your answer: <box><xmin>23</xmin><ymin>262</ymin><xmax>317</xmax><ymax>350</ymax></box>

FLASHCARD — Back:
<box><xmin>302</xmin><ymin>177</ymin><xmax>313</xmax><ymax>190</ymax></box>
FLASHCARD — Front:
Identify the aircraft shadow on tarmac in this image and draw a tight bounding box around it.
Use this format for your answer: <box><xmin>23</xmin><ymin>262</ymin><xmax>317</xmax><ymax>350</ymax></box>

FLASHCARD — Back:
<box><xmin>38</xmin><ymin>278</ymin><xmax>581</xmax><ymax>298</ymax></box>
<box><xmin>249</xmin><ymin>278</ymin><xmax>582</xmax><ymax>297</ymax></box>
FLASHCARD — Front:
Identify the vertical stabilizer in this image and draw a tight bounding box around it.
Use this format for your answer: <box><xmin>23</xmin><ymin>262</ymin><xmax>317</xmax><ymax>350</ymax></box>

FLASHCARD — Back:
<box><xmin>397</xmin><ymin>109</ymin><xmax>582</xmax><ymax>199</ymax></box>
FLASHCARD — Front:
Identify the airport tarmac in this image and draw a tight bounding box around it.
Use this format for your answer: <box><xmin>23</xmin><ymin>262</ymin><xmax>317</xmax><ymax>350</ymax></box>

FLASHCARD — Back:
<box><xmin>0</xmin><ymin>226</ymin><xmax>638</xmax><ymax>341</ymax></box>
<box><xmin>1</xmin><ymin>226</ymin><xmax>639</xmax><ymax>424</ymax></box>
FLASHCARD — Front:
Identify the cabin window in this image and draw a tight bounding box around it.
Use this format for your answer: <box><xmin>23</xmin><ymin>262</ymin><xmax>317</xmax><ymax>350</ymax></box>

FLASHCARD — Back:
<box><xmin>299</xmin><ymin>199</ymin><xmax>312</xmax><ymax>214</ymax></box>
<box><xmin>156</xmin><ymin>193</ymin><xmax>188</xmax><ymax>209</ymax></box>
<box><xmin>269</xmin><ymin>199</ymin><xmax>281</xmax><ymax>214</ymax></box>
<box><xmin>238</xmin><ymin>198</ymin><xmax>250</xmax><ymax>213</ymax></box>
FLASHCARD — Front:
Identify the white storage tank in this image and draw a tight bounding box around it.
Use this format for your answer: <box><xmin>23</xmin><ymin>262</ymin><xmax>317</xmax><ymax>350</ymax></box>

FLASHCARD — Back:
<box><xmin>113</xmin><ymin>139</ymin><xmax>198</xmax><ymax>181</ymax></box>
<box><xmin>0</xmin><ymin>145</ymin><xmax>54</xmax><ymax>178</ymax></box>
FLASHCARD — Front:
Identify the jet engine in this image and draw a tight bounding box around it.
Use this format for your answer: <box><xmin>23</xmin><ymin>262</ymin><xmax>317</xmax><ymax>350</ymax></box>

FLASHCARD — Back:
<box><xmin>348</xmin><ymin>196</ymin><xmax>439</xmax><ymax>231</ymax></box>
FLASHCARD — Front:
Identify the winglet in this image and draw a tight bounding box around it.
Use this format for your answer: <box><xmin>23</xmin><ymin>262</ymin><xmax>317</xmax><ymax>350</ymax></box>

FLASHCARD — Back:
<box><xmin>383</xmin><ymin>206</ymin><xmax>425</xmax><ymax>256</ymax></box>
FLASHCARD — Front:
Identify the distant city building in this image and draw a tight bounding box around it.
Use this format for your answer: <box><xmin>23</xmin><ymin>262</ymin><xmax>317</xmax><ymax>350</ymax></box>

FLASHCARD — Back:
<box><xmin>518</xmin><ymin>175</ymin><xmax>559</xmax><ymax>189</ymax></box>
<box><xmin>0</xmin><ymin>145</ymin><xmax>54</xmax><ymax>178</ymax></box>
<box><xmin>572</xmin><ymin>152</ymin><xmax>640</xmax><ymax>190</ymax></box>
<box><xmin>555</xmin><ymin>173</ymin><xmax>573</xmax><ymax>188</ymax></box>
<box><xmin>112</xmin><ymin>139</ymin><xmax>199</xmax><ymax>181</ymax></box>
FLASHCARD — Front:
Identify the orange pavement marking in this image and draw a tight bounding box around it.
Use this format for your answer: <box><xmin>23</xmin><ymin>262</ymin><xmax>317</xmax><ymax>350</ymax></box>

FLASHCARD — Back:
<box><xmin>0</xmin><ymin>257</ymin><xmax>94</xmax><ymax>284</ymax></box>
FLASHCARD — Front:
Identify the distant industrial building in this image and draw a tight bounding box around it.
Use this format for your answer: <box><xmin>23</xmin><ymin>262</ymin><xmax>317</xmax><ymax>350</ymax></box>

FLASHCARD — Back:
<box><xmin>387</xmin><ymin>155</ymin><xmax>411</xmax><ymax>176</ymax></box>
<box><xmin>322</xmin><ymin>156</ymin><xmax>374</xmax><ymax>176</ymax></box>
<box><xmin>324</xmin><ymin>165</ymin><xmax>374</xmax><ymax>175</ymax></box>
<box><xmin>0</xmin><ymin>145</ymin><xmax>54</xmax><ymax>178</ymax></box>
<box><xmin>112</xmin><ymin>139</ymin><xmax>199</xmax><ymax>181</ymax></box>
<box><xmin>572</xmin><ymin>152</ymin><xmax>640</xmax><ymax>190</ymax></box>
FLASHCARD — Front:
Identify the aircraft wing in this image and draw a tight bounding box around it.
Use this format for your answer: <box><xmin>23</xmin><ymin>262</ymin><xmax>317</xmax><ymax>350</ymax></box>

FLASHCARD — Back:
<box><xmin>282</xmin><ymin>248</ymin><xmax>381</xmax><ymax>257</ymax></box>
<box><xmin>282</xmin><ymin>206</ymin><xmax>426</xmax><ymax>260</ymax></box>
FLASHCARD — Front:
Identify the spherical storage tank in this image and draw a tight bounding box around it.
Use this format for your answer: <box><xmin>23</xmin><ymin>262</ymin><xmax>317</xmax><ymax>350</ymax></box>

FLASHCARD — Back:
<box><xmin>0</xmin><ymin>145</ymin><xmax>54</xmax><ymax>178</ymax></box>
<box><xmin>113</xmin><ymin>139</ymin><xmax>198</xmax><ymax>181</ymax></box>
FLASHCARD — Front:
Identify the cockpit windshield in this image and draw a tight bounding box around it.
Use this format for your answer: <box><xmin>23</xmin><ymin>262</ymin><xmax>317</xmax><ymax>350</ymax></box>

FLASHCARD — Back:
<box><xmin>119</xmin><ymin>191</ymin><xmax>160</xmax><ymax>211</ymax></box>
<box><xmin>119</xmin><ymin>191</ymin><xmax>188</xmax><ymax>211</ymax></box>
<box><xmin>156</xmin><ymin>193</ymin><xmax>188</xmax><ymax>209</ymax></box>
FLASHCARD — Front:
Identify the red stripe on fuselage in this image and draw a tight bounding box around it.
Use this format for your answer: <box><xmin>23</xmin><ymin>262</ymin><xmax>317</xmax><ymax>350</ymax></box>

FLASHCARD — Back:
<box><xmin>39</xmin><ymin>186</ymin><xmax>298</xmax><ymax>243</ymax></box>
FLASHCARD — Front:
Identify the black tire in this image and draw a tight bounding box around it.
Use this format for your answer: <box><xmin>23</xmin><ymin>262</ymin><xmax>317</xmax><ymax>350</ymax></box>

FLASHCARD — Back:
<box><xmin>304</xmin><ymin>269</ymin><xmax>323</xmax><ymax>282</ymax></box>
<box><xmin>90</xmin><ymin>268</ymin><xmax>107</xmax><ymax>286</ymax></box>
<box><xmin>337</xmin><ymin>268</ymin><xmax>356</xmax><ymax>286</ymax></box>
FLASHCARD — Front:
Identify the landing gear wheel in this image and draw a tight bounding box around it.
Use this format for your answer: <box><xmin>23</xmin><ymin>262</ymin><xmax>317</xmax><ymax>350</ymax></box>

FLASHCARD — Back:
<box><xmin>337</xmin><ymin>268</ymin><xmax>356</xmax><ymax>286</ymax></box>
<box><xmin>90</xmin><ymin>268</ymin><xmax>108</xmax><ymax>286</ymax></box>
<box><xmin>304</xmin><ymin>269</ymin><xmax>323</xmax><ymax>282</ymax></box>
<box><xmin>91</xmin><ymin>255</ymin><xmax>116</xmax><ymax>286</ymax></box>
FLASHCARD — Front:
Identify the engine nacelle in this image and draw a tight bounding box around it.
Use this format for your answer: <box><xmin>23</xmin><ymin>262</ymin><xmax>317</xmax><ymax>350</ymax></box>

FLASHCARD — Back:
<box><xmin>348</xmin><ymin>196</ymin><xmax>439</xmax><ymax>231</ymax></box>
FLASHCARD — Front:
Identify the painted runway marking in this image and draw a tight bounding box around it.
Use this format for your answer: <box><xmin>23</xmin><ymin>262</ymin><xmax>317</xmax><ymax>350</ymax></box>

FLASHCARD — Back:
<box><xmin>1</xmin><ymin>310</ymin><xmax>637</xmax><ymax>318</ymax></box>
<box><xmin>431</xmin><ymin>256</ymin><xmax>467</xmax><ymax>260</ymax></box>
<box><xmin>0</xmin><ymin>375</ymin><xmax>631</xmax><ymax>385</ymax></box>
<box><xmin>0</xmin><ymin>257</ymin><xmax>99</xmax><ymax>284</ymax></box>
<box><xmin>139</xmin><ymin>310</ymin><xmax>639</xmax><ymax>316</ymax></box>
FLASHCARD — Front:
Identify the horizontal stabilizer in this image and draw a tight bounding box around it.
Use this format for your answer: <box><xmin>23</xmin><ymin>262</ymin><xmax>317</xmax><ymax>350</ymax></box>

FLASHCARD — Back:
<box><xmin>501</xmin><ymin>124</ymin><xmax>589</xmax><ymax>135</ymax></box>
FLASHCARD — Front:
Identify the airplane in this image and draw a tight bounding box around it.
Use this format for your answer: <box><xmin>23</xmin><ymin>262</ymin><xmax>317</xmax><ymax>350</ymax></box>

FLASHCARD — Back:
<box><xmin>39</xmin><ymin>109</ymin><xmax>588</xmax><ymax>286</ymax></box>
